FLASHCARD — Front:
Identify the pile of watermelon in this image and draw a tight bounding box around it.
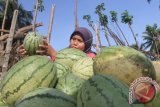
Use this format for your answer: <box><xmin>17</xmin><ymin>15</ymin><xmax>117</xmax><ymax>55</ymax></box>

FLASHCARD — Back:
<box><xmin>0</xmin><ymin>32</ymin><xmax>159</xmax><ymax>107</ymax></box>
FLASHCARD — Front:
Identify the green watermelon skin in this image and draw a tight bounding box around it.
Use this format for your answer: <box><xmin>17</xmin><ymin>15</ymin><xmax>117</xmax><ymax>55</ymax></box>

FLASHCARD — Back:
<box><xmin>0</xmin><ymin>92</ymin><xmax>8</xmax><ymax>107</ymax></box>
<box><xmin>77</xmin><ymin>74</ymin><xmax>144</xmax><ymax>107</ymax></box>
<box><xmin>0</xmin><ymin>55</ymin><xmax>57</xmax><ymax>105</ymax></box>
<box><xmin>23</xmin><ymin>32</ymin><xmax>43</xmax><ymax>55</ymax></box>
<box><xmin>54</xmin><ymin>62</ymin><xmax>71</xmax><ymax>78</ymax></box>
<box><xmin>72</xmin><ymin>57</ymin><xmax>94</xmax><ymax>80</ymax></box>
<box><xmin>55</xmin><ymin>48</ymin><xmax>87</xmax><ymax>69</ymax></box>
<box><xmin>93</xmin><ymin>46</ymin><xmax>156</xmax><ymax>86</ymax></box>
<box><xmin>13</xmin><ymin>88</ymin><xmax>76</xmax><ymax>107</ymax></box>
<box><xmin>56</xmin><ymin>73</ymin><xmax>85</xmax><ymax>98</ymax></box>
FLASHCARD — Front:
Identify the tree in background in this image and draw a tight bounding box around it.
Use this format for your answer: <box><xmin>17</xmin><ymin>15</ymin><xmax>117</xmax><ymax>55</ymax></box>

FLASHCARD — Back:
<box><xmin>142</xmin><ymin>24</ymin><xmax>160</xmax><ymax>56</ymax></box>
<box><xmin>0</xmin><ymin>0</ymin><xmax>33</xmax><ymax>30</ymax></box>
<box><xmin>0</xmin><ymin>0</ymin><xmax>44</xmax><ymax>30</ymax></box>
<box><xmin>121</xmin><ymin>10</ymin><xmax>139</xmax><ymax>49</ymax></box>
<box><xmin>110</xmin><ymin>10</ymin><xmax>129</xmax><ymax>46</ymax></box>
<box><xmin>95</xmin><ymin>3</ymin><xmax>112</xmax><ymax>46</ymax></box>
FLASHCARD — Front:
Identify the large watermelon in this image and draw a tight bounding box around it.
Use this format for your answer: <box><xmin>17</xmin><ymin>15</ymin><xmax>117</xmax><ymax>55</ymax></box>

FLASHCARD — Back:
<box><xmin>93</xmin><ymin>46</ymin><xmax>156</xmax><ymax>86</ymax></box>
<box><xmin>55</xmin><ymin>48</ymin><xmax>87</xmax><ymax>69</ymax></box>
<box><xmin>54</xmin><ymin>62</ymin><xmax>71</xmax><ymax>78</ymax></box>
<box><xmin>23</xmin><ymin>32</ymin><xmax>44</xmax><ymax>55</ymax></box>
<box><xmin>55</xmin><ymin>73</ymin><xmax>85</xmax><ymax>98</ymax></box>
<box><xmin>72</xmin><ymin>57</ymin><xmax>94</xmax><ymax>80</ymax></box>
<box><xmin>0</xmin><ymin>92</ymin><xmax>8</xmax><ymax>107</ymax></box>
<box><xmin>13</xmin><ymin>88</ymin><xmax>76</xmax><ymax>107</ymax></box>
<box><xmin>77</xmin><ymin>74</ymin><xmax>144</xmax><ymax>107</ymax></box>
<box><xmin>152</xmin><ymin>61</ymin><xmax>160</xmax><ymax>83</ymax></box>
<box><xmin>0</xmin><ymin>55</ymin><xmax>57</xmax><ymax>105</ymax></box>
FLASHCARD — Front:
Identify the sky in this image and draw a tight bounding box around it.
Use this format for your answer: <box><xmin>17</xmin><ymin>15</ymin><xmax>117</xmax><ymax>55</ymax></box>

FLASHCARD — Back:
<box><xmin>19</xmin><ymin>0</ymin><xmax>160</xmax><ymax>51</ymax></box>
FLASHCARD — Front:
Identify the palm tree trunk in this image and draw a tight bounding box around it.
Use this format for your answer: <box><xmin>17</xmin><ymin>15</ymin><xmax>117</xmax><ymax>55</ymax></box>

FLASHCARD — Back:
<box><xmin>97</xmin><ymin>24</ymin><xmax>102</xmax><ymax>47</ymax></box>
<box><xmin>109</xmin><ymin>28</ymin><xmax>125</xmax><ymax>46</ymax></box>
<box><xmin>106</xmin><ymin>26</ymin><xmax>119</xmax><ymax>46</ymax></box>
<box><xmin>1</xmin><ymin>0</ymin><xmax>9</xmax><ymax>36</ymax></box>
<box><xmin>104</xmin><ymin>27</ymin><xmax>111</xmax><ymax>46</ymax></box>
<box><xmin>74</xmin><ymin>0</ymin><xmax>79</xmax><ymax>29</ymax></box>
<box><xmin>128</xmin><ymin>24</ymin><xmax>139</xmax><ymax>49</ymax></box>
<box><xmin>95</xmin><ymin>24</ymin><xmax>101</xmax><ymax>52</ymax></box>
<box><xmin>154</xmin><ymin>38</ymin><xmax>160</xmax><ymax>58</ymax></box>
<box><xmin>115</xmin><ymin>21</ymin><xmax>129</xmax><ymax>46</ymax></box>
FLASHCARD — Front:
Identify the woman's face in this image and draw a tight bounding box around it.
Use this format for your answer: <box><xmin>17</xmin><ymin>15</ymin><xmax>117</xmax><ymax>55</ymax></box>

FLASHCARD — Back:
<box><xmin>70</xmin><ymin>35</ymin><xmax>85</xmax><ymax>51</ymax></box>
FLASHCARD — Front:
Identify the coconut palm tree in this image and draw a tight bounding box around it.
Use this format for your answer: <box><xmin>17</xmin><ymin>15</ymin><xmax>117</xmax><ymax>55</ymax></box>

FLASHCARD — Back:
<box><xmin>121</xmin><ymin>10</ymin><xmax>139</xmax><ymax>49</ymax></box>
<box><xmin>83</xmin><ymin>15</ymin><xmax>95</xmax><ymax>30</ymax></box>
<box><xmin>110</xmin><ymin>10</ymin><xmax>129</xmax><ymax>46</ymax></box>
<box><xmin>95</xmin><ymin>3</ymin><xmax>113</xmax><ymax>46</ymax></box>
<box><xmin>141</xmin><ymin>24</ymin><xmax>160</xmax><ymax>56</ymax></box>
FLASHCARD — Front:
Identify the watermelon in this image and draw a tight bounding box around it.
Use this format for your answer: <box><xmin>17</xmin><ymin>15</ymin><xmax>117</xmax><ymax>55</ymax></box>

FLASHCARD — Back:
<box><xmin>0</xmin><ymin>92</ymin><xmax>8</xmax><ymax>107</ymax></box>
<box><xmin>93</xmin><ymin>46</ymin><xmax>156</xmax><ymax>86</ymax></box>
<box><xmin>54</xmin><ymin>62</ymin><xmax>71</xmax><ymax>78</ymax></box>
<box><xmin>77</xmin><ymin>74</ymin><xmax>144</xmax><ymax>107</ymax></box>
<box><xmin>23</xmin><ymin>32</ymin><xmax>44</xmax><ymax>55</ymax></box>
<box><xmin>72</xmin><ymin>57</ymin><xmax>94</xmax><ymax>80</ymax></box>
<box><xmin>13</xmin><ymin>88</ymin><xmax>76</xmax><ymax>107</ymax></box>
<box><xmin>56</xmin><ymin>73</ymin><xmax>85</xmax><ymax>98</ymax></box>
<box><xmin>55</xmin><ymin>48</ymin><xmax>87</xmax><ymax>69</ymax></box>
<box><xmin>0</xmin><ymin>55</ymin><xmax>57</xmax><ymax>105</ymax></box>
<box><xmin>152</xmin><ymin>61</ymin><xmax>160</xmax><ymax>83</ymax></box>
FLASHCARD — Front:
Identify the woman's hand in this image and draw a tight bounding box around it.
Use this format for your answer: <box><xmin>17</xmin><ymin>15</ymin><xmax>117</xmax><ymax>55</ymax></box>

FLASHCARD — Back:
<box><xmin>17</xmin><ymin>44</ymin><xmax>27</xmax><ymax>55</ymax></box>
<box><xmin>36</xmin><ymin>39</ymin><xmax>57</xmax><ymax>57</ymax></box>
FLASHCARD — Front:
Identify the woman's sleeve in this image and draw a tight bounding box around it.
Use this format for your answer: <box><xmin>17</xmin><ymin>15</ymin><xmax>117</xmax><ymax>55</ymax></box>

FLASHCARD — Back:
<box><xmin>50</xmin><ymin>56</ymin><xmax>55</xmax><ymax>61</ymax></box>
<box><xmin>86</xmin><ymin>52</ymin><xmax>96</xmax><ymax>58</ymax></box>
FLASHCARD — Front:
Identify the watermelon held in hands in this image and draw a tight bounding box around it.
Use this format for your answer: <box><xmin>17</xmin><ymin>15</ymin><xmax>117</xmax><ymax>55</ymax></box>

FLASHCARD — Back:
<box><xmin>93</xmin><ymin>46</ymin><xmax>156</xmax><ymax>86</ymax></box>
<box><xmin>13</xmin><ymin>88</ymin><xmax>76</xmax><ymax>107</ymax></box>
<box><xmin>23</xmin><ymin>32</ymin><xmax>44</xmax><ymax>55</ymax></box>
<box><xmin>0</xmin><ymin>55</ymin><xmax>57</xmax><ymax>105</ymax></box>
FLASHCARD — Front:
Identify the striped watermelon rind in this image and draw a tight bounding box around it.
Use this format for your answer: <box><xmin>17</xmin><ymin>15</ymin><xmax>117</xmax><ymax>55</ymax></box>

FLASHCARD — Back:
<box><xmin>0</xmin><ymin>55</ymin><xmax>57</xmax><ymax>105</ymax></box>
<box><xmin>55</xmin><ymin>48</ymin><xmax>87</xmax><ymax>69</ymax></box>
<box><xmin>93</xmin><ymin>46</ymin><xmax>156</xmax><ymax>86</ymax></box>
<box><xmin>77</xmin><ymin>74</ymin><xmax>144</xmax><ymax>107</ymax></box>
<box><xmin>23</xmin><ymin>32</ymin><xmax>44</xmax><ymax>55</ymax></box>
<box><xmin>72</xmin><ymin>57</ymin><xmax>94</xmax><ymax>80</ymax></box>
<box><xmin>54</xmin><ymin>62</ymin><xmax>71</xmax><ymax>78</ymax></box>
<box><xmin>13</xmin><ymin>87</ymin><xmax>76</xmax><ymax>107</ymax></box>
<box><xmin>56</xmin><ymin>73</ymin><xmax>85</xmax><ymax>98</ymax></box>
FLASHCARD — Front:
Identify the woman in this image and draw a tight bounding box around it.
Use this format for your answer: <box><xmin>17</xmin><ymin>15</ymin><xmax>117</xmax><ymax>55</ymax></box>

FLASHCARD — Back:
<box><xmin>19</xmin><ymin>27</ymin><xmax>96</xmax><ymax>60</ymax></box>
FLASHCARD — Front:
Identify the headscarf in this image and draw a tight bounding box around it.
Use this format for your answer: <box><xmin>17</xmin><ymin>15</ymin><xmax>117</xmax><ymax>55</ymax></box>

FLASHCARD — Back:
<box><xmin>70</xmin><ymin>27</ymin><xmax>93</xmax><ymax>53</ymax></box>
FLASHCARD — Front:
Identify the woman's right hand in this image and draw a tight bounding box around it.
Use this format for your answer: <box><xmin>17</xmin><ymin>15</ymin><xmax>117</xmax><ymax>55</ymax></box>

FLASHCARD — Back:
<box><xmin>36</xmin><ymin>39</ymin><xmax>57</xmax><ymax>57</ymax></box>
<box><xmin>18</xmin><ymin>44</ymin><xmax>27</xmax><ymax>55</ymax></box>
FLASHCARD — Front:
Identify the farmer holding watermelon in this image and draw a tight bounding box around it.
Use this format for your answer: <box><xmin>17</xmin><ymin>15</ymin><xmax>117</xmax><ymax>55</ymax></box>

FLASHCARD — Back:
<box><xmin>18</xmin><ymin>27</ymin><xmax>96</xmax><ymax>59</ymax></box>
